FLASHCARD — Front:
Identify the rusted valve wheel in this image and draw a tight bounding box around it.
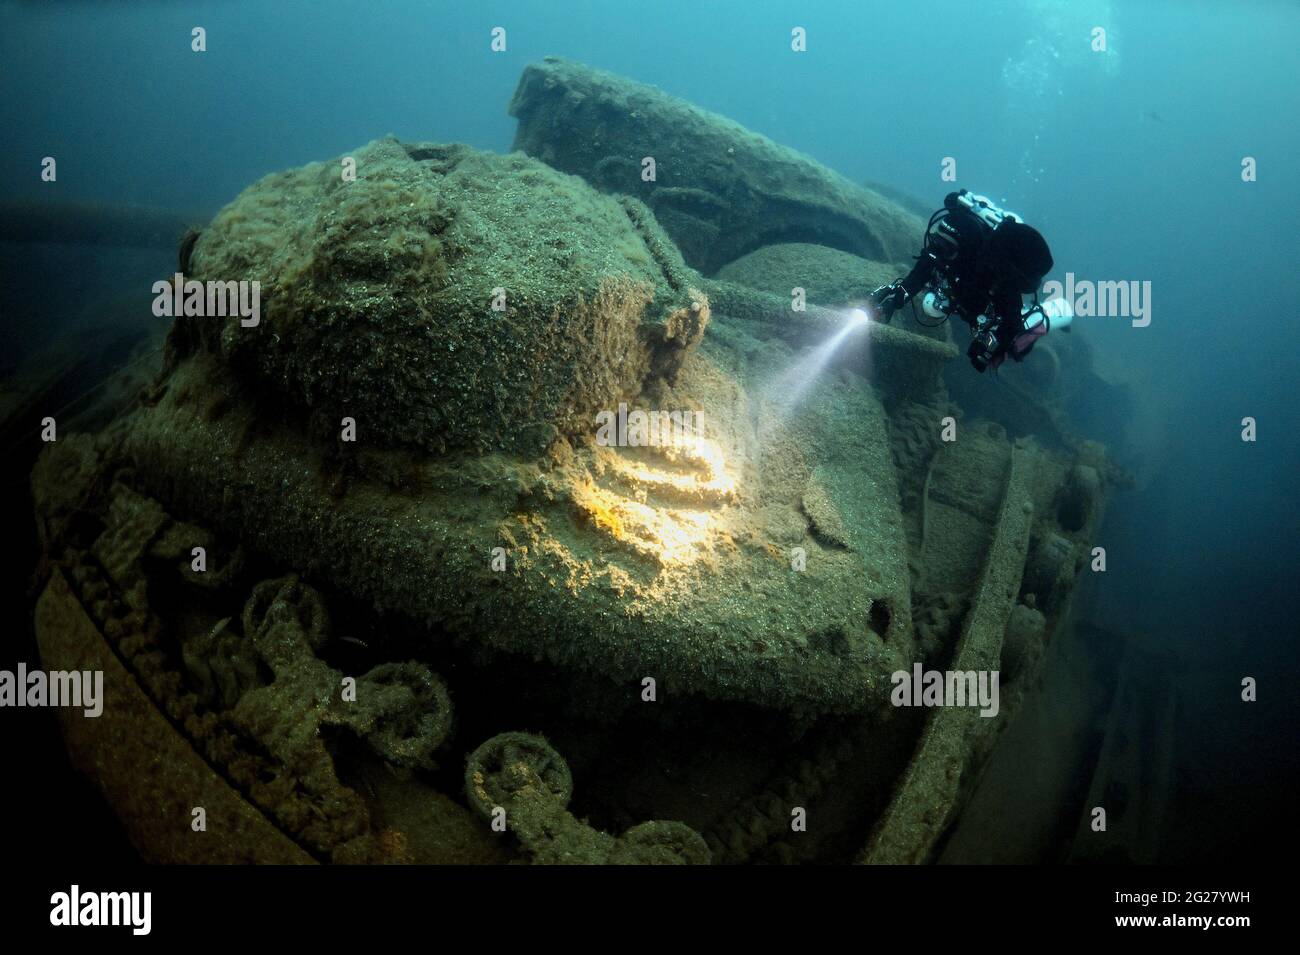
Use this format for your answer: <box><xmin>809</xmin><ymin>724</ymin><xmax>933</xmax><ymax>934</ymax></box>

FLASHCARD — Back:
<box><xmin>358</xmin><ymin>662</ymin><xmax>453</xmax><ymax>770</ymax></box>
<box><xmin>464</xmin><ymin>732</ymin><xmax>572</xmax><ymax>821</ymax></box>
<box><xmin>610</xmin><ymin>820</ymin><xmax>712</xmax><ymax>865</ymax></box>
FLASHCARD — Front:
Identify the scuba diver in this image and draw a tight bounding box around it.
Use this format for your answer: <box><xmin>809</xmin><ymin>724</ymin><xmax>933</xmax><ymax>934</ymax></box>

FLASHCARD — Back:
<box><xmin>870</xmin><ymin>189</ymin><xmax>1065</xmax><ymax>372</ymax></box>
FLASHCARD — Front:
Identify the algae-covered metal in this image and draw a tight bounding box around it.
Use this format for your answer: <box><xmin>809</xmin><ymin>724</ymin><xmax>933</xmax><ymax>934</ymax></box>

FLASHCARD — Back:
<box><xmin>30</xmin><ymin>59</ymin><xmax>1115</xmax><ymax>865</ymax></box>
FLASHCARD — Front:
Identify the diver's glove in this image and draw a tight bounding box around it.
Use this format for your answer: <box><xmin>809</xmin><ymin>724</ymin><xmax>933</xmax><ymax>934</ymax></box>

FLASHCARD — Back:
<box><xmin>870</xmin><ymin>282</ymin><xmax>908</xmax><ymax>322</ymax></box>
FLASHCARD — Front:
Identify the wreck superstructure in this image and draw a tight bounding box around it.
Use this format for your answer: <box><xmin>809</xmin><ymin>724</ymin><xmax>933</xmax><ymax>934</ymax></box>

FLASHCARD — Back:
<box><xmin>26</xmin><ymin>58</ymin><xmax>1116</xmax><ymax>864</ymax></box>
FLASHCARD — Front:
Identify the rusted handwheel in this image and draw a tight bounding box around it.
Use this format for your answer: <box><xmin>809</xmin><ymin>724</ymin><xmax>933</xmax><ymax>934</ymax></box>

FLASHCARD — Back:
<box><xmin>464</xmin><ymin>732</ymin><xmax>572</xmax><ymax>821</ymax></box>
<box><xmin>356</xmin><ymin>662</ymin><xmax>453</xmax><ymax>770</ymax></box>
<box><xmin>610</xmin><ymin>821</ymin><xmax>711</xmax><ymax>865</ymax></box>
<box><xmin>241</xmin><ymin>574</ymin><xmax>331</xmax><ymax>653</ymax></box>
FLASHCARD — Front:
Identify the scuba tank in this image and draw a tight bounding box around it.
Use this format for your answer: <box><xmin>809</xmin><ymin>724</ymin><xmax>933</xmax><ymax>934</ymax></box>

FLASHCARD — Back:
<box><xmin>1022</xmin><ymin>296</ymin><xmax>1074</xmax><ymax>332</ymax></box>
<box><xmin>952</xmin><ymin>190</ymin><xmax>1024</xmax><ymax>230</ymax></box>
<box><xmin>922</xmin><ymin>282</ymin><xmax>1072</xmax><ymax>333</ymax></box>
<box><xmin>920</xmin><ymin>190</ymin><xmax>1022</xmax><ymax>320</ymax></box>
<box><xmin>921</xmin><ymin>287</ymin><xmax>950</xmax><ymax>319</ymax></box>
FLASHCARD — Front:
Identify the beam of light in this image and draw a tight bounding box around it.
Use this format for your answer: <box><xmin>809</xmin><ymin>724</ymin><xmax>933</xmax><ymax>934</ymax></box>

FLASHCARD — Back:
<box><xmin>614</xmin><ymin>432</ymin><xmax>738</xmax><ymax>500</ymax></box>
<box><xmin>573</xmin><ymin>430</ymin><xmax>737</xmax><ymax>568</ymax></box>
<box><xmin>761</xmin><ymin>306</ymin><xmax>873</xmax><ymax>420</ymax></box>
<box><xmin>574</xmin><ymin>477</ymin><xmax>717</xmax><ymax>566</ymax></box>
<box><xmin>570</xmin><ymin>307</ymin><xmax>869</xmax><ymax>569</ymax></box>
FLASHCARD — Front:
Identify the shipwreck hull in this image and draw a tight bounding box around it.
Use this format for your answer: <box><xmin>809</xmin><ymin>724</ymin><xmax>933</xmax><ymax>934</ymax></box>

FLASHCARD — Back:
<box><xmin>28</xmin><ymin>58</ymin><xmax>1119</xmax><ymax>865</ymax></box>
<box><xmin>509</xmin><ymin>57</ymin><xmax>923</xmax><ymax>276</ymax></box>
<box><xmin>116</xmin><ymin>349</ymin><xmax>912</xmax><ymax>714</ymax></box>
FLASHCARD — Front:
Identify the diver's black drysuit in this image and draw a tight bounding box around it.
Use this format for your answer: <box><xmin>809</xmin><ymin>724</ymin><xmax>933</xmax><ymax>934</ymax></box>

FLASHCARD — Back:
<box><xmin>873</xmin><ymin>190</ymin><xmax>1054</xmax><ymax>371</ymax></box>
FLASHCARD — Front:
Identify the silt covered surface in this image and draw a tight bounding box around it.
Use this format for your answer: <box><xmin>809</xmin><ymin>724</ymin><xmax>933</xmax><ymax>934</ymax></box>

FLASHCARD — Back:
<box><xmin>509</xmin><ymin>56</ymin><xmax>924</xmax><ymax>276</ymax></box>
<box><xmin>121</xmin><ymin>137</ymin><xmax>917</xmax><ymax>716</ymax></box>
<box><xmin>26</xmin><ymin>58</ymin><xmax>1118</xmax><ymax>864</ymax></box>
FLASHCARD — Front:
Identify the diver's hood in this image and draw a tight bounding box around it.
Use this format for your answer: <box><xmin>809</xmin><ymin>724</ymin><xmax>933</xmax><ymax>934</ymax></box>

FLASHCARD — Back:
<box><xmin>991</xmin><ymin>219</ymin><xmax>1053</xmax><ymax>293</ymax></box>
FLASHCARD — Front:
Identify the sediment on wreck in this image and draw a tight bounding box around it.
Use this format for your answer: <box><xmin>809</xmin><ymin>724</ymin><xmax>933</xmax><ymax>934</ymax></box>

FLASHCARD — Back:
<box><xmin>26</xmin><ymin>57</ymin><xmax>1121</xmax><ymax>865</ymax></box>
<box><xmin>509</xmin><ymin>56</ymin><xmax>924</xmax><ymax>276</ymax></box>
<box><xmin>112</xmin><ymin>135</ymin><xmax>924</xmax><ymax>716</ymax></box>
<box><xmin>862</xmin><ymin>442</ymin><xmax>1035</xmax><ymax>864</ymax></box>
<box><xmin>183</xmin><ymin>137</ymin><xmax>707</xmax><ymax>456</ymax></box>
